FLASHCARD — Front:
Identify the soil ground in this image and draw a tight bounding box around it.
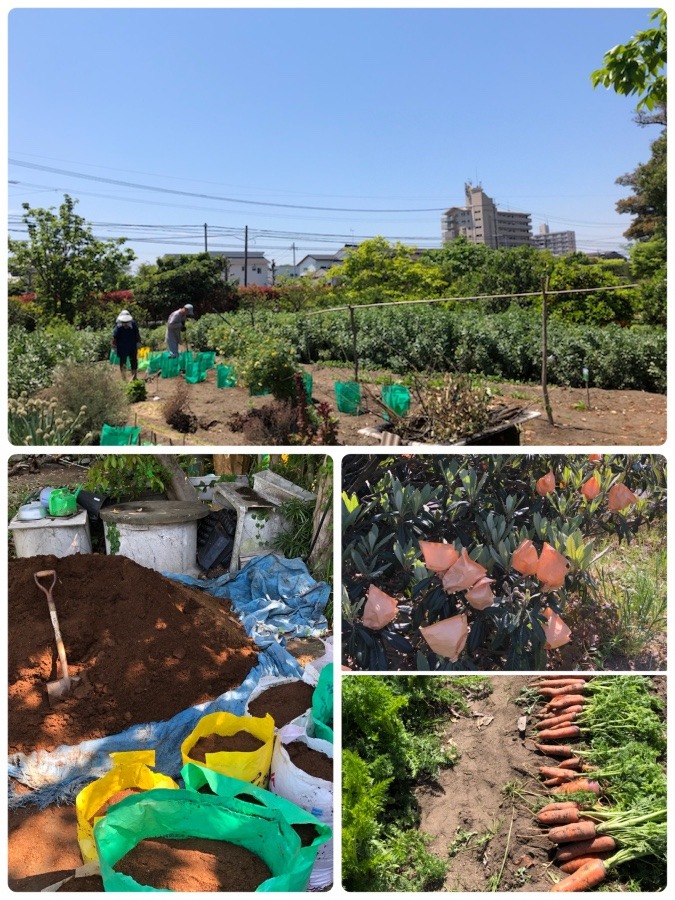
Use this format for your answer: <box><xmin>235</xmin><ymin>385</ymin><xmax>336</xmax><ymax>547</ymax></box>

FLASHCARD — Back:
<box><xmin>415</xmin><ymin>676</ymin><xmax>666</xmax><ymax>892</ymax></box>
<box><xmin>115</xmin><ymin>362</ymin><xmax>665</xmax><ymax>447</ymax></box>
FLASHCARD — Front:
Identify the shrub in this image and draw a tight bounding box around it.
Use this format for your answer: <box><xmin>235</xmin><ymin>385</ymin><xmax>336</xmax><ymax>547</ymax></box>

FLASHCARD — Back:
<box><xmin>85</xmin><ymin>454</ymin><xmax>170</xmax><ymax>501</ymax></box>
<box><xmin>126</xmin><ymin>379</ymin><xmax>147</xmax><ymax>403</ymax></box>
<box><xmin>49</xmin><ymin>362</ymin><xmax>129</xmax><ymax>442</ymax></box>
<box><xmin>162</xmin><ymin>383</ymin><xmax>197</xmax><ymax>433</ymax></box>
<box><xmin>236</xmin><ymin>335</ymin><xmax>300</xmax><ymax>401</ymax></box>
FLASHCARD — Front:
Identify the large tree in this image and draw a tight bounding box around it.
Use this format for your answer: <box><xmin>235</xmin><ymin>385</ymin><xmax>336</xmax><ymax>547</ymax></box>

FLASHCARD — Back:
<box><xmin>133</xmin><ymin>252</ymin><xmax>237</xmax><ymax>320</ymax></box>
<box><xmin>8</xmin><ymin>195</ymin><xmax>135</xmax><ymax>322</ymax></box>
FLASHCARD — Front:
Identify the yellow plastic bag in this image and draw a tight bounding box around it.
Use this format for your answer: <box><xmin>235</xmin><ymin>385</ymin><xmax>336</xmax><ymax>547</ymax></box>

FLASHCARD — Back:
<box><xmin>75</xmin><ymin>750</ymin><xmax>178</xmax><ymax>863</ymax></box>
<box><xmin>181</xmin><ymin>711</ymin><xmax>275</xmax><ymax>787</ymax></box>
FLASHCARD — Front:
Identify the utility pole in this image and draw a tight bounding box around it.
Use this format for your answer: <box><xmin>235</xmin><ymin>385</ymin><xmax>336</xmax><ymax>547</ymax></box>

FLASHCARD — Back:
<box><xmin>204</xmin><ymin>223</ymin><xmax>208</xmax><ymax>253</ymax></box>
<box><xmin>292</xmin><ymin>242</ymin><xmax>297</xmax><ymax>277</ymax></box>
<box><xmin>244</xmin><ymin>225</ymin><xmax>248</xmax><ymax>287</ymax></box>
<box><xmin>271</xmin><ymin>259</ymin><xmax>276</xmax><ymax>286</ymax></box>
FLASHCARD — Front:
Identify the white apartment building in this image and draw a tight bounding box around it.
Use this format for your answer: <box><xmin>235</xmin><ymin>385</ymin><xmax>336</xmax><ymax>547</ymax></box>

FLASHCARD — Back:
<box><xmin>442</xmin><ymin>183</ymin><xmax>532</xmax><ymax>249</ymax></box>
<box><xmin>531</xmin><ymin>224</ymin><xmax>577</xmax><ymax>255</ymax></box>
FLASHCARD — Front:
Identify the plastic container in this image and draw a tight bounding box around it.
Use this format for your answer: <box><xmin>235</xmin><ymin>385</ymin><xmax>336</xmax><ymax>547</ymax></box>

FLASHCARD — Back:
<box><xmin>185</xmin><ymin>361</ymin><xmax>206</xmax><ymax>384</ymax></box>
<box><xmin>197</xmin><ymin>351</ymin><xmax>216</xmax><ymax>371</ymax></box>
<box><xmin>77</xmin><ymin>490</ymin><xmax>110</xmax><ymax>520</ymax></box>
<box><xmin>39</xmin><ymin>487</ymin><xmax>54</xmax><ymax>508</ymax></box>
<box><xmin>48</xmin><ymin>486</ymin><xmax>81</xmax><ymax>517</ymax></box>
<box><xmin>381</xmin><ymin>384</ymin><xmax>411</xmax><ymax>420</ymax></box>
<box><xmin>17</xmin><ymin>501</ymin><xmax>47</xmax><ymax>521</ymax></box>
<box><xmin>334</xmin><ymin>381</ymin><xmax>362</xmax><ymax>415</ymax></box>
<box><xmin>160</xmin><ymin>357</ymin><xmax>181</xmax><ymax>379</ymax></box>
<box><xmin>301</xmin><ymin>371</ymin><xmax>313</xmax><ymax>399</ymax></box>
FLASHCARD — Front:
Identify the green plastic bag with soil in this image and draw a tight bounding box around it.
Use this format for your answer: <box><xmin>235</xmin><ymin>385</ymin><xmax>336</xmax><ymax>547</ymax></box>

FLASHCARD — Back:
<box><xmin>381</xmin><ymin>384</ymin><xmax>411</xmax><ymax>420</ymax></box>
<box><xmin>160</xmin><ymin>357</ymin><xmax>181</xmax><ymax>379</ymax></box>
<box><xmin>100</xmin><ymin>424</ymin><xmax>141</xmax><ymax>446</ymax></box>
<box><xmin>94</xmin><ymin>787</ymin><xmax>308</xmax><ymax>892</ymax></box>
<box><xmin>185</xmin><ymin>361</ymin><xmax>207</xmax><ymax>384</ymax></box>
<box><xmin>181</xmin><ymin>763</ymin><xmax>332</xmax><ymax>888</ymax></box>
<box><xmin>217</xmin><ymin>364</ymin><xmax>237</xmax><ymax>388</ymax></box>
<box><xmin>198</xmin><ymin>351</ymin><xmax>217</xmax><ymax>372</ymax></box>
<box><xmin>311</xmin><ymin>664</ymin><xmax>333</xmax><ymax>743</ymax></box>
<box><xmin>334</xmin><ymin>381</ymin><xmax>362</xmax><ymax>415</ymax></box>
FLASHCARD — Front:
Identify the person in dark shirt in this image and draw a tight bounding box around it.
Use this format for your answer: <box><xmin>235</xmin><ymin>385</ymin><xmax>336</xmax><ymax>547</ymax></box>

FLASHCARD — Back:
<box><xmin>112</xmin><ymin>310</ymin><xmax>141</xmax><ymax>380</ymax></box>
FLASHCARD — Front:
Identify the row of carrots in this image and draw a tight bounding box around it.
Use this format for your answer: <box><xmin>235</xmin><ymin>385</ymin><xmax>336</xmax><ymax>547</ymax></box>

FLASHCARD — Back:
<box><xmin>526</xmin><ymin>675</ymin><xmax>664</xmax><ymax>892</ymax></box>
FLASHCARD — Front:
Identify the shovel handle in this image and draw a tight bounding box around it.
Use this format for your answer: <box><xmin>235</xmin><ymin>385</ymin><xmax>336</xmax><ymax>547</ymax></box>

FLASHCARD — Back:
<box><xmin>34</xmin><ymin>570</ymin><xmax>70</xmax><ymax>682</ymax></box>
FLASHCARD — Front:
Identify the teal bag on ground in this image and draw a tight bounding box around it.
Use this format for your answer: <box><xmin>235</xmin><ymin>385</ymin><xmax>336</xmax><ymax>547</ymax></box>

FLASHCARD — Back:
<box><xmin>178</xmin><ymin>350</ymin><xmax>194</xmax><ymax>369</ymax></box>
<box><xmin>160</xmin><ymin>357</ymin><xmax>180</xmax><ymax>379</ymax></box>
<box><xmin>334</xmin><ymin>381</ymin><xmax>361</xmax><ymax>415</ymax></box>
<box><xmin>311</xmin><ymin>664</ymin><xmax>333</xmax><ymax>744</ymax></box>
<box><xmin>147</xmin><ymin>356</ymin><xmax>163</xmax><ymax>374</ymax></box>
<box><xmin>381</xmin><ymin>384</ymin><xmax>411</xmax><ymax>420</ymax></box>
<box><xmin>217</xmin><ymin>364</ymin><xmax>237</xmax><ymax>388</ymax></box>
<box><xmin>197</xmin><ymin>351</ymin><xmax>216</xmax><ymax>372</ymax></box>
<box><xmin>181</xmin><ymin>765</ymin><xmax>331</xmax><ymax>889</ymax></box>
<box><xmin>100</xmin><ymin>424</ymin><xmax>141</xmax><ymax>446</ymax></box>
<box><xmin>94</xmin><ymin>787</ymin><xmax>308</xmax><ymax>892</ymax></box>
<box><xmin>301</xmin><ymin>371</ymin><xmax>313</xmax><ymax>399</ymax></box>
<box><xmin>185</xmin><ymin>361</ymin><xmax>206</xmax><ymax>384</ymax></box>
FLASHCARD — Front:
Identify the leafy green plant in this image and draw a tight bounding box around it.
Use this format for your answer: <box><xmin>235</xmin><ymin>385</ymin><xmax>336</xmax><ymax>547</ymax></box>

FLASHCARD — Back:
<box><xmin>8</xmin><ymin>395</ymin><xmax>93</xmax><ymax>445</ymax></box>
<box><xmin>125</xmin><ymin>379</ymin><xmax>147</xmax><ymax>403</ymax></box>
<box><xmin>85</xmin><ymin>454</ymin><xmax>169</xmax><ymax>501</ymax></box>
<box><xmin>273</xmin><ymin>498</ymin><xmax>315</xmax><ymax>560</ymax></box>
<box><xmin>106</xmin><ymin>522</ymin><xmax>121</xmax><ymax>555</ymax></box>
<box><xmin>236</xmin><ymin>335</ymin><xmax>300</xmax><ymax>401</ymax></box>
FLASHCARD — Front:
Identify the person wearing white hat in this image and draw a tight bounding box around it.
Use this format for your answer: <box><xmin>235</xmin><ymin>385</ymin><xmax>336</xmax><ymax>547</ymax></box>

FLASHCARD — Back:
<box><xmin>112</xmin><ymin>309</ymin><xmax>141</xmax><ymax>380</ymax></box>
<box><xmin>166</xmin><ymin>303</ymin><xmax>195</xmax><ymax>358</ymax></box>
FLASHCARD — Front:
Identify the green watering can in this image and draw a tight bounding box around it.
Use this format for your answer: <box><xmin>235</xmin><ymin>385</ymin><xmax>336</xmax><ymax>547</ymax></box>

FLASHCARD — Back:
<box><xmin>48</xmin><ymin>485</ymin><xmax>82</xmax><ymax>517</ymax></box>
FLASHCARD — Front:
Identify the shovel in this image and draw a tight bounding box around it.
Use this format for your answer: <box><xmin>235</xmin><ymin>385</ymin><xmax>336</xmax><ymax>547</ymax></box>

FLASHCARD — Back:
<box><xmin>34</xmin><ymin>569</ymin><xmax>80</xmax><ymax>704</ymax></box>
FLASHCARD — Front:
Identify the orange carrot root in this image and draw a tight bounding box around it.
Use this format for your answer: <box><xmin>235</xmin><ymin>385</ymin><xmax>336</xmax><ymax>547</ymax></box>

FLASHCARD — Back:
<box><xmin>539</xmin><ymin>766</ymin><xmax>579</xmax><ymax>781</ymax></box>
<box><xmin>545</xmin><ymin>694</ymin><xmax>587</xmax><ymax>710</ymax></box>
<box><xmin>535</xmin><ymin>711</ymin><xmax>579</xmax><ymax>730</ymax></box>
<box><xmin>558</xmin><ymin>852</ymin><xmax>613</xmax><ymax>874</ymax></box>
<box><xmin>536</xmin><ymin>807</ymin><xmax>581</xmax><ymax>827</ymax></box>
<box><xmin>536</xmin><ymin>726</ymin><xmax>581</xmax><ymax>741</ymax></box>
<box><xmin>538</xmin><ymin>683</ymin><xmax>588</xmax><ymax>698</ymax></box>
<box><xmin>538</xmin><ymin>801</ymin><xmax>580</xmax><ymax>813</ymax></box>
<box><xmin>557</xmin><ymin>758</ymin><xmax>582</xmax><ymax>770</ymax></box>
<box><xmin>547</xmin><ymin>820</ymin><xmax>597</xmax><ymax>844</ymax></box>
<box><xmin>555</xmin><ymin>836</ymin><xmax>616</xmax><ymax>863</ymax></box>
<box><xmin>551</xmin><ymin>858</ymin><xmax>608</xmax><ymax>892</ymax></box>
<box><xmin>551</xmin><ymin>777</ymin><xmax>599</xmax><ymax>795</ymax></box>
<box><xmin>533</xmin><ymin>744</ymin><xmax>574</xmax><ymax>758</ymax></box>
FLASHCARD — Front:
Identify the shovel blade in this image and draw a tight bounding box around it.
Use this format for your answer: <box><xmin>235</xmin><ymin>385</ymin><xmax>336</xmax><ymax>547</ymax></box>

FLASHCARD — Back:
<box><xmin>46</xmin><ymin>675</ymin><xmax>81</xmax><ymax>706</ymax></box>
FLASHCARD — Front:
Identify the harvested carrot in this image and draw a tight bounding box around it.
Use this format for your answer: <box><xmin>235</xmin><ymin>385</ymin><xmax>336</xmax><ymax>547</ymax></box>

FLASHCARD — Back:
<box><xmin>533</xmin><ymin>743</ymin><xmax>574</xmax><ymax>758</ymax></box>
<box><xmin>539</xmin><ymin>766</ymin><xmax>578</xmax><ymax>781</ymax></box>
<box><xmin>535</xmin><ymin>710</ymin><xmax>578</xmax><ymax>727</ymax></box>
<box><xmin>544</xmin><ymin>777</ymin><xmax>565</xmax><ymax>787</ymax></box>
<box><xmin>551</xmin><ymin>858</ymin><xmax>607</xmax><ymax>891</ymax></box>
<box><xmin>535</xmin><ymin>704</ymin><xmax>584</xmax><ymax>720</ymax></box>
<box><xmin>531</xmin><ymin>678</ymin><xmax>587</xmax><ymax>687</ymax></box>
<box><xmin>551</xmin><ymin>777</ymin><xmax>599</xmax><ymax>795</ymax></box>
<box><xmin>538</xmin><ymin>801</ymin><xmax>579</xmax><ymax>814</ymax></box>
<box><xmin>557</xmin><ymin>758</ymin><xmax>582</xmax><ymax>770</ymax></box>
<box><xmin>536</xmin><ymin>725</ymin><xmax>581</xmax><ymax>741</ymax></box>
<box><xmin>558</xmin><ymin>852</ymin><xmax>612</xmax><ymax>874</ymax></box>
<box><xmin>536</xmin><ymin>807</ymin><xmax>580</xmax><ymax>827</ymax></box>
<box><xmin>545</xmin><ymin>694</ymin><xmax>586</xmax><ymax>710</ymax></box>
<box><xmin>538</xmin><ymin>683</ymin><xmax>588</xmax><ymax>697</ymax></box>
<box><xmin>555</xmin><ymin>836</ymin><xmax>616</xmax><ymax>863</ymax></box>
<box><xmin>547</xmin><ymin>820</ymin><xmax>597</xmax><ymax>844</ymax></box>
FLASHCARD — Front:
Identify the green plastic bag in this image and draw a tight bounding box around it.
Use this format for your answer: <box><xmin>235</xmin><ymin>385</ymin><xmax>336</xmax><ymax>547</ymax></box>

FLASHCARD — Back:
<box><xmin>381</xmin><ymin>384</ymin><xmax>411</xmax><ymax>420</ymax></box>
<box><xmin>217</xmin><ymin>364</ymin><xmax>237</xmax><ymax>388</ymax></box>
<box><xmin>334</xmin><ymin>381</ymin><xmax>361</xmax><ymax>415</ymax></box>
<box><xmin>197</xmin><ymin>351</ymin><xmax>216</xmax><ymax>372</ymax></box>
<box><xmin>160</xmin><ymin>357</ymin><xmax>181</xmax><ymax>379</ymax></box>
<box><xmin>100</xmin><ymin>424</ymin><xmax>141</xmax><ymax>446</ymax></box>
<box><xmin>301</xmin><ymin>371</ymin><xmax>313</xmax><ymax>399</ymax></box>
<box><xmin>311</xmin><ymin>664</ymin><xmax>333</xmax><ymax>744</ymax></box>
<box><xmin>94</xmin><ymin>788</ymin><xmax>308</xmax><ymax>892</ymax></box>
<box><xmin>185</xmin><ymin>361</ymin><xmax>206</xmax><ymax>384</ymax></box>
<box><xmin>182</xmin><ymin>764</ymin><xmax>331</xmax><ymax>888</ymax></box>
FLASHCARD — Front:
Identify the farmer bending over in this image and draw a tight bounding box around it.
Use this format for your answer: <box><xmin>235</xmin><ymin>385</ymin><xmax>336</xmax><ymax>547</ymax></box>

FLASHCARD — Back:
<box><xmin>112</xmin><ymin>309</ymin><xmax>141</xmax><ymax>381</ymax></box>
<box><xmin>166</xmin><ymin>303</ymin><xmax>195</xmax><ymax>358</ymax></box>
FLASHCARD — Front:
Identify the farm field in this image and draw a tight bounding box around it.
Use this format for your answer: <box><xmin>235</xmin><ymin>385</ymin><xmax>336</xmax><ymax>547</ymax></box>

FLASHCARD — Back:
<box><xmin>106</xmin><ymin>361</ymin><xmax>665</xmax><ymax>447</ymax></box>
<box><xmin>342</xmin><ymin>675</ymin><xmax>666</xmax><ymax>893</ymax></box>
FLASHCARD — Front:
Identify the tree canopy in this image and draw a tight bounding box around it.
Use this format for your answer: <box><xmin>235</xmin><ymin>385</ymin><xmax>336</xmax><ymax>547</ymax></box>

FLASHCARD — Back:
<box><xmin>8</xmin><ymin>195</ymin><xmax>135</xmax><ymax>322</ymax></box>
<box><xmin>133</xmin><ymin>252</ymin><xmax>237</xmax><ymax>320</ymax></box>
<box><xmin>591</xmin><ymin>9</ymin><xmax>667</xmax><ymax>111</ymax></box>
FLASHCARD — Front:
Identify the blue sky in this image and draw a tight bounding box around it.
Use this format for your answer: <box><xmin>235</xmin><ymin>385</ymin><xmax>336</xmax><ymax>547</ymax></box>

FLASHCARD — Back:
<box><xmin>7</xmin><ymin>4</ymin><xmax>662</xmax><ymax>268</ymax></box>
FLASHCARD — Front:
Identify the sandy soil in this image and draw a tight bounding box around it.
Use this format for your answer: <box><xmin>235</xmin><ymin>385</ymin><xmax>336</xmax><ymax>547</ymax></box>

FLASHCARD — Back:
<box><xmin>118</xmin><ymin>362</ymin><xmax>666</xmax><ymax>447</ymax></box>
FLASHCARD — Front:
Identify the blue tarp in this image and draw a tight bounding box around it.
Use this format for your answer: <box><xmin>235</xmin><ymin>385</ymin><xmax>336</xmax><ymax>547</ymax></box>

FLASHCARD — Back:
<box><xmin>166</xmin><ymin>553</ymin><xmax>330</xmax><ymax>647</ymax></box>
<box><xmin>8</xmin><ymin>555</ymin><xmax>330</xmax><ymax>809</ymax></box>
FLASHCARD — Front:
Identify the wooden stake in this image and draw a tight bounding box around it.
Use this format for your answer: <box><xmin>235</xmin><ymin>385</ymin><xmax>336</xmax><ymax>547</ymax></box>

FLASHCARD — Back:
<box><xmin>541</xmin><ymin>276</ymin><xmax>554</xmax><ymax>425</ymax></box>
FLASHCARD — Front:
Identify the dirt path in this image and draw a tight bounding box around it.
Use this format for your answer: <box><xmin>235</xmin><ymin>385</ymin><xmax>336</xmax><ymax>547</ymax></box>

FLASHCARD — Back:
<box><xmin>114</xmin><ymin>362</ymin><xmax>665</xmax><ymax>447</ymax></box>
<box><xmin>417</xmin><ymin>677</ymin><xmax>553</xmax><ymax>892</ymax></box>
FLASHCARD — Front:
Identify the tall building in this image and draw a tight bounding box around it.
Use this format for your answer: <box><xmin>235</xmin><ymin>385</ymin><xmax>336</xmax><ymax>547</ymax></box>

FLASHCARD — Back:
<box><xmin>531</xmin><ymin>224</ymin><xmax>577</xmax><ymax>255</ymax></box>
<box><xmin>442</xmin><ymin>183</ymin><xmax>532</xmax><ymax>249</ymax></box>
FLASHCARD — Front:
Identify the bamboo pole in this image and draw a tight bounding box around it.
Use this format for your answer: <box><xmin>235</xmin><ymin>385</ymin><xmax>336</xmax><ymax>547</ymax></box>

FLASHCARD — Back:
<box><xmin>541</xmin><ymin>276</ymin><xmax>555</xmax><ymax>426</ymax></box>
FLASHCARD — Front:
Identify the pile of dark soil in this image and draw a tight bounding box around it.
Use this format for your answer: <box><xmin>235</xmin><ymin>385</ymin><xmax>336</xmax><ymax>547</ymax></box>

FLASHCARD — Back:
<box><xmin>114</xmin><ymin>836</ymin><xmax>272</xmax><ymax>891</ymax></box>
<box><xmin>190</xmin><ymin>731</ymin><xmax>264</xmax><ymax>760</ymax></box>
<box><xmin>248</xmin><ymin>679</ymin><xmax>314</xmax><ymax>727</ymax></box>
<box><xmin>8</xmin><ymin>554</ymin><xmax>259</xmax><ymax>755</ymax></box>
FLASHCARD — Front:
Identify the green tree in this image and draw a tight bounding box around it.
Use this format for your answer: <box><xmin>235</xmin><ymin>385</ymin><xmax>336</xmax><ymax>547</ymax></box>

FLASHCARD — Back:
<box><xmin>327</xmin><ymin>237</ymin><xmax>446</xmax><ymax>305</ymax></box>
<box><xmin>7</xmin><ymin>195</ymin><xmax>135</xmax><ymax>322</ymax></box>
<box><xmin>547</xmin><ymin>252</ymin><xmax>634</xmax><ymax>325</ymax></box>
<box><xmin>616</xmin><ymin>130</ymin><xmax>667</xmax><ymax>241</ymax></box>
<box><xmin>591</xmin><ymin>9</ymin><xmax>667</xmax><ymax>111</ymax></box>
<box><xmin>133</xmin><ymin>252</ymin><xmax>237</xmax><ymax>320</ymax></box>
